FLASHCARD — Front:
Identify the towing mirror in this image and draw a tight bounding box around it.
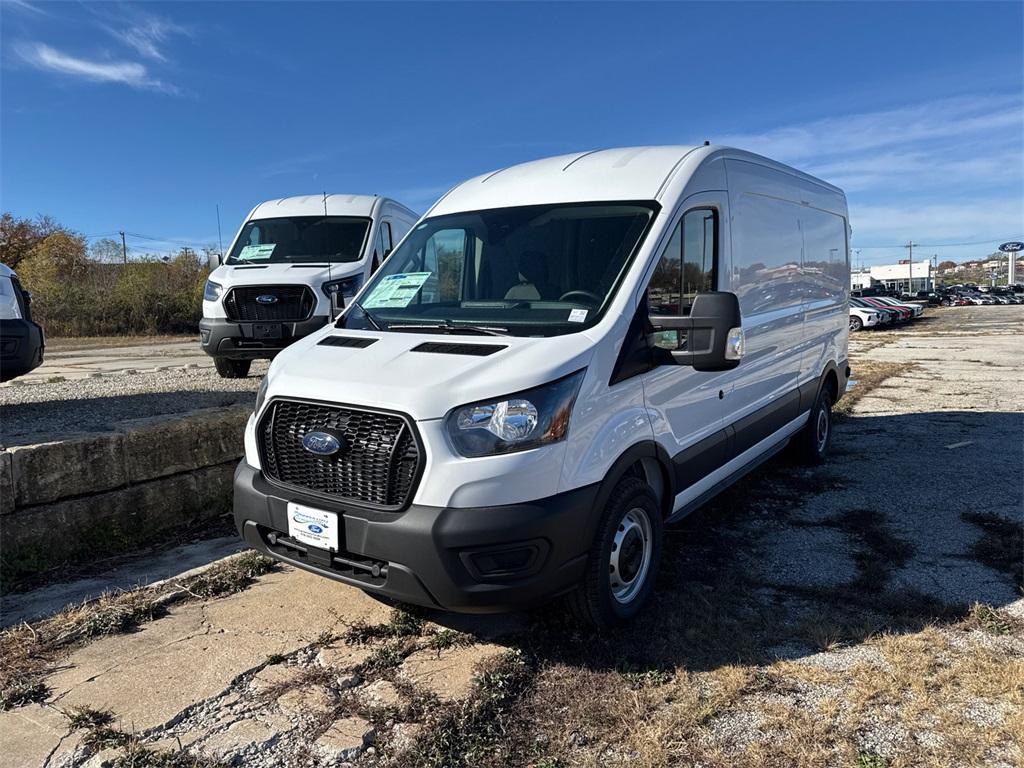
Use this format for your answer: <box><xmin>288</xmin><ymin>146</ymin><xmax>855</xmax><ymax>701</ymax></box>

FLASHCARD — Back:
<box><xmin>650</xmin><ymin>291</ymin><xmax>743</xmax><ymax>371</ymax></box>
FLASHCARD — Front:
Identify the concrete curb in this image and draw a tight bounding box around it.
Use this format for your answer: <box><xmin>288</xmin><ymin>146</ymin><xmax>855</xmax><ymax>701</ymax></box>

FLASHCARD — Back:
<box><xmin>1</xmin><ymin>406</ymin><xmax>251</xmax><ymax>584</ymax></box>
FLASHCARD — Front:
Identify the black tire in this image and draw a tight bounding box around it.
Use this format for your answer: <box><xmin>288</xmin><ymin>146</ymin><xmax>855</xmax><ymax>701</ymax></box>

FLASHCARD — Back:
<box><xmin>214</xmin><ymin>357</ymin><xmax>252</xmax><ymax>378</ymax></box>
<box><xmin>791</xmin><ymin>386</ymin><xmax>834</xmax><ymax>465</ymax></box>
<box><xmin>567</xmin><ymin>476</ymin><xmax>663</xmax><ymax>629</ymax></box>
<box><xmin>849</xmin><ymin>316</ymin><xmax>863</xmax><ymax>332</ymax></box>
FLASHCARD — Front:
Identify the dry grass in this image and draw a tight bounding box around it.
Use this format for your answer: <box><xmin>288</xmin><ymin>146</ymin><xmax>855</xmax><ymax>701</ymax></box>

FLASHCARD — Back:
<box><xmin>0</xmin><ymin>551</ymin><xmax>275</xmax><ymax>710</ymax></box>
<box><xmin>835</xmin><ymin>360</ymin><xmax>911</xmax><ymax>418</ymax></box>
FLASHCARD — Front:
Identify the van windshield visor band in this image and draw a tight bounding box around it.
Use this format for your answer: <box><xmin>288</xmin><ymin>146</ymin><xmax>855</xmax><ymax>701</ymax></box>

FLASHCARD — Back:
<box><xmin>339</xmin><ymin>202</ymin><xmax>657</xmax><ymax>337</ymax></box>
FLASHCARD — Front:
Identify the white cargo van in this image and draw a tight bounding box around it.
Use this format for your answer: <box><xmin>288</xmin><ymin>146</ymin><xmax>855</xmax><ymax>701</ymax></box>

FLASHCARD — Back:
<box><xmin>201</xmin><ymin>194</ymin><xmax>418</xmax><ymax>377</ymax></box>
<box><xmin>233</xmin><ymin>146</ymin><xmax>850</xmax><ymax>626</ymax></box>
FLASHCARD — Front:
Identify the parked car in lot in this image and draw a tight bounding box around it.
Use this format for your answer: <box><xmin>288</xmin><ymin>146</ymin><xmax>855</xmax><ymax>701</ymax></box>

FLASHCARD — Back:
<box><xmin>201</xmin><ymin>195</ymin><xmax>419</xmax><ymax>378</ymax></box>
<box><xmin>859</xmin><ymin>296</ymin><xmax>912</xmax><ymax>322</ymax></box>
<box><xmin>849</xmin><ymin>305</ymin><xmax>883</xmax><ymax>331</ymax></box>
<box><xmin>0</xmin><ymin>263</ymin><xmax>44</xmax><ymax>382</ymax></box>
<box><xmin>871</xmin><ymin>296</ymin><xmax>924</xmax><ymax>318</ymax></box>
<box><xmin>851</xmin><ymin>297</ymin><xmax>898</xmax><ymax>324</ymax></box>
<box><xmin>233</xmin><ymin>144</ymin><xmax>851</xmax><ymax>627</ymax></box>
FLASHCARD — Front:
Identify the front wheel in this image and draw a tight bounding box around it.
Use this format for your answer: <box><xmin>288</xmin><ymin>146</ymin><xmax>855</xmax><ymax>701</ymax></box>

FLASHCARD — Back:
<box><xmin>214</xmin><ymin>357</ymin><xmax>252</xmax><ymax>378</ymax></box>
<box><xmin>849</xmin><ymin>316</ymin><xmax>863</xmax><ymax>331</ymax></box>
<box><xmin>791</xmin><ymin>387</ymin><xmax>834</xmax><ymax>465</ymax></box>
<box><xmin>567</xmin><ymin>477</ymin><xmax>663</xmax><ymax>629</ymax></box>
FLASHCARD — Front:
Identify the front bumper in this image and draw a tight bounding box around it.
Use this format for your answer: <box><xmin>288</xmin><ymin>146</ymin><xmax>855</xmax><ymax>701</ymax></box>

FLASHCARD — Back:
<box><xmin>0</xmin><ymin>318</ymin><xmax>44</xmax><ymax>382</ymax></box>
<box><xmin>199</xmin><ymin>316</ymin><xmax>329</xmax><ymax>360</ymax></box>
<box><xmin>233</xmin><ymin>461</ymin><xmax>600</xmax><ymax>613</ymax></box>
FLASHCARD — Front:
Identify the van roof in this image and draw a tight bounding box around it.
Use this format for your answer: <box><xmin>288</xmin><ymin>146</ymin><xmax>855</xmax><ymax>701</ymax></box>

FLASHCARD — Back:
<box><xmin>429</xmin><ymin>145</ymin><xmax>842</xmax><ymax>216</ymax></box>
<box><xmin>249</xmin><ymin>194</ymin><xmax>414</xmax><ymax>220</ymax></box>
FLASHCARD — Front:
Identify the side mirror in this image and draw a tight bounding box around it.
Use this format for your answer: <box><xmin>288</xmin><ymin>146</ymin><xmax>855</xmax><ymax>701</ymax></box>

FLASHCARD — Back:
<box><xmin>650</xmin><ymin>291</ymin><xmax>743</xmax><ymax>372</ymax></box>
<box><xmin>207</xmin><ymin>252</ymin><xmax>223</xmax><ymax>271</ymax></box>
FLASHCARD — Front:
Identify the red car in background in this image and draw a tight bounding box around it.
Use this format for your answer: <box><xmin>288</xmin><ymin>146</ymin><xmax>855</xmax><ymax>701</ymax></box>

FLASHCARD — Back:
<box><xmin>861</xmin><ymin>296</ymin><xmax>913</xmax><ymax>321</ymax></box>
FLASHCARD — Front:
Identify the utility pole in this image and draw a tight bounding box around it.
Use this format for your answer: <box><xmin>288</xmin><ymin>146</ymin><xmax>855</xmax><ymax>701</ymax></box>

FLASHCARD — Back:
<box><xmin>904</xmin><ymin>241</ymin><xmax>917</xmax><ymax>295</ymax></box>
<box><xmin>119</xmin><ymin>231</ymin><xmax>127</xmax><ymax>265</ymax></box>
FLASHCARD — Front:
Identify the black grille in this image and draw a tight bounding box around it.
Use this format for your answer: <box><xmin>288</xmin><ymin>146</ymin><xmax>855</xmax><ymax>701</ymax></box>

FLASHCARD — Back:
<box><xmin>259</xmin><ymin>400</ymin><xmax>420</xmax><ymax>509</ymax></box>
<box><xmin>411</xmin><ymin>342</ymin><xmax>507</xmax><ymax>356</ymax></box>
<box><xmin>224</xmin><ymin>285</ymin><xmax>316</xmax><ymax>322</ymax></box>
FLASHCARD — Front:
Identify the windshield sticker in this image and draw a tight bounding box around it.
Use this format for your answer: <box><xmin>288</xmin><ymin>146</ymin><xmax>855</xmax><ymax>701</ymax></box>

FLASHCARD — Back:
<box><xmin>568</xmin><ymin>308</ymin><xmax>589</xmax><ymax>323</ymax></box>
<box><xmin>237</xmin><ymin>244</ymin><xmax>276</xmax><ymax>261</ymax></box>
<box><xmin>362</xmin><ymin>272</ymin><xmax>432</xmax><ymax>308</ymax></box>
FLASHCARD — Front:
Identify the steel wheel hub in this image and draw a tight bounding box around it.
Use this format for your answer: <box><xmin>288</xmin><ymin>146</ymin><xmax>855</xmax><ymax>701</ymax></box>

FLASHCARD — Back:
<box><xmin>609</xmin><ymin>507</ymin><xmax>653</xmax><ymax>604</ymax></box>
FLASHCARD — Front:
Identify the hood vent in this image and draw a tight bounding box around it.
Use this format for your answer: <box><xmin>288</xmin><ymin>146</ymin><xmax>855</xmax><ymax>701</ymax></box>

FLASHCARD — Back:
<box><xmin>411</xmin><ymin>341</ymin><xmax>507</xmax><ymax>356</ymax></box>
<box><xmin>318</xmin><ymin>336</ymin><xmax>378</xmax><ymax>349</ymax></box>
<box><xmin>234</xmin><ymin>265</ymin><xmax>269</xmax><ymax>270</ymax></box>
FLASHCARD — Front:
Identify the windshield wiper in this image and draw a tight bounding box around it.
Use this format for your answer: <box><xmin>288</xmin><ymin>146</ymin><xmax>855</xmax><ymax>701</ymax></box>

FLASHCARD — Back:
<box><xmin>386</xmin><ymin>322</ymin><xmax>509</xmax><ymax>336</ymax></box>
<box><xmin>338</xmin><ymin>301</ymin><xmax>387</xmax><ymax>331</ymax></box>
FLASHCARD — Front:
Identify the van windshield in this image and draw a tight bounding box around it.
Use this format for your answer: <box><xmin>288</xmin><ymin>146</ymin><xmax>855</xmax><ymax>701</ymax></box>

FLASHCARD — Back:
<box><xmin>225</xmin><ymin>216</ymin><xmax>370</xmax><ymax>265</ymax></box>
<box><xmin>339</xmin><ymin>202</ymin><xmax>656</xmax><ymax>337</ymax></box>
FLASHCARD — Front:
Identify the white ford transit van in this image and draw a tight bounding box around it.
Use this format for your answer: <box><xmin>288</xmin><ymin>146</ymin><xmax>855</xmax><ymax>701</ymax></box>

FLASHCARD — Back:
<box><xmin>233</xmin><ymin>146</ymin><xmax>850</xmax><ymax>626</ymax></box>
<box><xmin>201</xmin><ymin>194</ymin><xmax>418</xmax><ymax>377</ymax></box>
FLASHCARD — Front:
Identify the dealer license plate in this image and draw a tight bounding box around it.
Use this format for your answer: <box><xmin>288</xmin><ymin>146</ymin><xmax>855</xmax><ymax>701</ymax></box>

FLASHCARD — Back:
<box><xmin>287</xmin><ymin>502</ymin><xmax>340</xmax><ymax>552</ymax></box>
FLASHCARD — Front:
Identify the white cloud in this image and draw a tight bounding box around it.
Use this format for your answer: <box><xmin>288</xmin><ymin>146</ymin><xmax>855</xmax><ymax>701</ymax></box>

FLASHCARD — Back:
<box><xmin>107</xmin><ymin>12</ymin><xmax>190</xmax><ymax>62</ymax></box>
<box><xmin>711</xmin><ymin>93</ymin><xmax>1023</xmax><ymax>251</ymax></box>
<box><xmin>17</xmin><ymin>42</ymin><xmax>176</xmax><ymax>93</ymax></box>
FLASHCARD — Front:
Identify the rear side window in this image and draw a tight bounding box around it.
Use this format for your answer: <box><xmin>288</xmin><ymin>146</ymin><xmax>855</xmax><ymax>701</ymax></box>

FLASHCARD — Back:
<box><xmin>647</xmin><ymin>207</ymin><xmax>718</xmax><ymax>318</ymax></box>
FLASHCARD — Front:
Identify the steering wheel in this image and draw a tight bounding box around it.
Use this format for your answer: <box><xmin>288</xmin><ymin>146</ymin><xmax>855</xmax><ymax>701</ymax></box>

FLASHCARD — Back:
<box><xmin>558</xmin><ymin>290</ymin><xmax>602</xmax><ymax>305</ymax></box>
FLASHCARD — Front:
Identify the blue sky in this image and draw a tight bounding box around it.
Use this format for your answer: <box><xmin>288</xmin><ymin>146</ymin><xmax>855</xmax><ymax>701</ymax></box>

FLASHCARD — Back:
<box><xmin>1</xmin><ymin>0</ymin><xmax>1021</xmax><ymax>265</ymax></box>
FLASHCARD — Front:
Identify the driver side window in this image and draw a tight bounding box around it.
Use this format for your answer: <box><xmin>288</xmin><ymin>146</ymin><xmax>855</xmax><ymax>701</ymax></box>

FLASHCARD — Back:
<box><xmin>647</xmin><ymin>208</ymin><xmax>718</xmax><ymax>350</ymax></box>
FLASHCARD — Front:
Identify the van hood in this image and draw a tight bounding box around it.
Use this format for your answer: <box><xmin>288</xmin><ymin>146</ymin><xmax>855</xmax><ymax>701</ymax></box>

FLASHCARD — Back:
<box><xmin>211</xmin><ymin>261</ymin><xmax>362</xmax><ymax>289</ymax></box>
<box><xmin>264</xmin><ymin>325</ymin><xmax>599</xmax><ymax>421</ymax></box>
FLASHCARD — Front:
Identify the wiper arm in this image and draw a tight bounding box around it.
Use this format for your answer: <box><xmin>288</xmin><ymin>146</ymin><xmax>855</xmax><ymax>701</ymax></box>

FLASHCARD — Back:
<box><xmin>387</xmin><ymin>322</ymin><xmax>509</xmax><ymax>336</ymax></box>
<box><xmin>338</xmin><ymin>301</ymin><xmax>387</xmax><ymax>331</ymax></box>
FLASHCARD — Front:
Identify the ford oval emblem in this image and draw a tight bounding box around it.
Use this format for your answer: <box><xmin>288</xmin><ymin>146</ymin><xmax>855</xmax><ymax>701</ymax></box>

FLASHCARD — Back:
<box><xmin>256</xmin><ymin>294</ymin><xmax>278</xmax><ymax>304</ymax></box>
<box><xmin>302</xmin><ymin>431</ymin><xmax>343</xmax><ymax>456</ymax></box>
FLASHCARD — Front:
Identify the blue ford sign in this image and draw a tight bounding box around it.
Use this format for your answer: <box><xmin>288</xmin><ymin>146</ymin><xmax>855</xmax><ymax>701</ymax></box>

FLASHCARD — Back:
<box><xmin>256</xmin><ymin>294</ymin><xmax>279</xmax><ymax>304</ymax></box>
<box><xmin>302</xmin><ymin>431</ymin><xmax>344</xmax><ymax>456</ymax></box>
<box><xmin>998</xmin><ymin>242</ymin><xmax>1023</xmax><ymax>253</ymax></box>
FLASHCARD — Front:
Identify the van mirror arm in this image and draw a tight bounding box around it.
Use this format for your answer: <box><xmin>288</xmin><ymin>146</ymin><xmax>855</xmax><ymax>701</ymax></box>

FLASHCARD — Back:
<box><xmin>650</xmin><ymin>291</ymin><xmax>744</xmax><ymax>372</ymax></box>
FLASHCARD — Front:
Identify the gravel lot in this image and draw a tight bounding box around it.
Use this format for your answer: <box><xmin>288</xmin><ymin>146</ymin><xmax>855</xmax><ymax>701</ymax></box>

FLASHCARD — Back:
<box><xmin>0</xmin><ymin>362</ymin><xmax>266</xmax><ymax>446</ymax></box>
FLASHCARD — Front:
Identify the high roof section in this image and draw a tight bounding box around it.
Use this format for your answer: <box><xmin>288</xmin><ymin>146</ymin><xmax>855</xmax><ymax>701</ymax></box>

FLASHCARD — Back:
<box><xmin>430</xmin><ymin>146</ymin><xmax>701</xmax><ymax>215</ymax></box>
<box><xmin>429</xmin><ymin>145</ymin><xmax>844</xmax><ymax>216</ymax></box>
<box><xmin>250</xmin><ymin>194</ymin><xmax>385</xmax><ymax>219</ymax></box>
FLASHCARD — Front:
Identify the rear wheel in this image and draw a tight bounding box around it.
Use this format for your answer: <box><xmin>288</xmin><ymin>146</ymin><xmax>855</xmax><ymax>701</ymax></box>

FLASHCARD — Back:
<box><xmin>791</xmin><ymin>386</ymin><xmax>834</xmax><ymax>465</ymax></box>
<box><xmin>849</xmin><ymin>315</ymin><xmax>863</xmax><ymax>331</ymax></box>
<box><xmin>214</xmin><ymin>357</ymin><xmax>252</xmax><ymax>378</ymax></box>
<box><xmin>567</xmin><ymin>476</ymin><xmax>663</xmax><ymax>629</ymax></box>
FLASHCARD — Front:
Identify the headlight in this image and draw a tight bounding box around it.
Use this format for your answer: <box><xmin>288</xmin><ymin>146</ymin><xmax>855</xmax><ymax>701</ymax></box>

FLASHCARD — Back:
<box><xmin>0</xmin><ymin>277</ymin><xmax>22</xmax><ymax>320</ymax></box>
<box><xmin>445</xmin><ymin>370</ymin><xmax>585</xmax><ymax>457</ymax></box>
<box><xmin>254</xmin><ymin>376</ymin><xmax>269</xmax><ymax>415</ymax></box>
<box><xmin>204</xmin><ymin>280</ymin><xmax>223</xmax><ymax>302</ymax></box>
<box><xmin>322</xmin><ymin>275</ymin><xmax>363</xmax><ymax>300</ymax></box>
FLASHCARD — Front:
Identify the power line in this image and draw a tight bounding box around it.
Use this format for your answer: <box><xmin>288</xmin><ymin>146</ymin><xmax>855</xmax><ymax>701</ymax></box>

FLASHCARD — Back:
<box><xmin>853</xmin><ymin>237</ymin><xmax>1019</xmax><ymax>249</ymax></box>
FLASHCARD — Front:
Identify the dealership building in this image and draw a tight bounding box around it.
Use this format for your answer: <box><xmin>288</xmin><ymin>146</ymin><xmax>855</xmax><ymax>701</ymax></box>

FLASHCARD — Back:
<box><xmin>851</xmin><ymin>260</ymin><xmax>933</xmax><ymax>293</ymax></box>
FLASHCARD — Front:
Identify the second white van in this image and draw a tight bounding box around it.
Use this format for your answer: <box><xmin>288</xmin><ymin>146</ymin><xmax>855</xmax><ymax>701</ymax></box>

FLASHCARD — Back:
<box><xmin>201</xmin><ymin>194</ymin><xmax>418</xmax><ymax>377</ymax></box>
<box><xmin>232</xmin><ymin>146</ymin><xmax>850</xmax><ymax>626</ymax></box>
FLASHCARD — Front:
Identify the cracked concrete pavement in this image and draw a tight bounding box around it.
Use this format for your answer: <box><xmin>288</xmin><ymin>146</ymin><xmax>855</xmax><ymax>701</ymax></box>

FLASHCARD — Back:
<box><xmin>1</xmin><ymin>306</ymin><xmax>1021</xmax><ymax>767</ymax></box>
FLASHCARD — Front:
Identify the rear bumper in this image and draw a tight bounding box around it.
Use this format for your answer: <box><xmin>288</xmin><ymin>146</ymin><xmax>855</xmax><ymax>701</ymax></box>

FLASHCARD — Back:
<box><xmin>0</xmin><ymin>318</ymin><xmax>44</xmax><ymax>382</ymax></box>
<box><xmin>233</xmin><ymin>461</ymin><xmax>599</xmax><ymax>613</ymax></box>
<box><xmin>199</xmin><ymin>316</ymin><xmax>329</xmax><ymax>360</ymax></box>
